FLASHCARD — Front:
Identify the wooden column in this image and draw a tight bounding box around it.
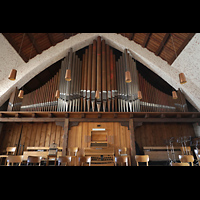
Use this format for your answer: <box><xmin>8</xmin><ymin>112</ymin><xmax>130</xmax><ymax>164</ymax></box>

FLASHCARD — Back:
<box><xmin>129</xmin><ymin>118</ymin><xmax>136</xmax><ymax>166</ymax></box>
<box><xmin>62</xmin><ymin>118</ymin><xmax>69</xmax><ymax>156</ymax></box>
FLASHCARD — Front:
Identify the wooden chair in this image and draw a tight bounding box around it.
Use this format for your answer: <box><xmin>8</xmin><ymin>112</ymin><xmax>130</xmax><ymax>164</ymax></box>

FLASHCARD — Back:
<box><xmin>58</xmin><ymin>156</ymin><xmax>72</xmax><ymax>166</ymax></box>
<box><xmin>118</xmin><ymin>147</ymin><xmax>128</xmax><ymax>156</ymax></box>
<box><xmin>0</xmin><ymin>147</ymin><xmax>17</xmax><ymax>165</ymax></box>
<box><xmin>6</xmin><ymin>155</ymin><xmax>23</xmax><ymax>166</ymax></box>
<box><xmin>114</xmin><ymin>156</ymin><xmax>129</xmax><ymax>166</ymax></box>
<box><xmin>180</xmin><ymin>146</ymin><xmax>191</xmax><ymax>155</ymax></box>
<box><xmin>171</xmin><ymin>162</ymin><xmax>190</xmax><ymax>166</ymax></box>
<box><xmin>179</xmin><ymin>155</ymin><xmax>194</xmax><ymax>166</ymax></box>
<box><xmin>6</xmin><ymin>147</ymin><xmax>17</xmax><ymax>155</ymax></box>
<box><xmin>77</xmin><ymin>156</ymin><xmax>91</xmax><ymax>166</ymax></box>
<box><xmin>135</xmin><ymin>155</ymin><xmax>149</xmax><ymax>166</ymax></box>
<box><xmin>27</xmin><ymin>156</ymin><xmax>41</xmax><ymax>166</ymax></box>
<box><xmin>67</xmin><ymin>147</ymin><xmax>78</xmax><ymax>156</ymax></box>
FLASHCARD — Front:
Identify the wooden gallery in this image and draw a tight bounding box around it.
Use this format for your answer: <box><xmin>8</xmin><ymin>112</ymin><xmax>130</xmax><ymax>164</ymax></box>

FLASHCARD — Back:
<box><xmin>0</xmin><ymin>33</ymin><xmax>200</xmax><ymax>166</ymax></box>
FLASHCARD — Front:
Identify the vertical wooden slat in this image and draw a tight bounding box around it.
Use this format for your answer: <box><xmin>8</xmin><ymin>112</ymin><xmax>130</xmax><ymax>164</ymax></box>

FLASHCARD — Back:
<box><xmin>29</xmin><ymin>123</ymin><xmax>37</xmax><ymax>147</ymax></box>
<box><xmin>129</xmin><ymin>119</ymin><xmax>136</xmax><ymax>166</ymax></box>
<box><xmin>35</xmin><ymin>123</ymin><xmax>42</xmax><ymax>147</ymax></box>
<box><xmin>45</xmin><ymin>122</ymin><xmax>52</xmax><ymax>147</ymax></box>
<box><xmin>62</xmin><ymin>118</ymin><xmax>69</xmax><ymax>156</ymax></box>
<box><xmin>39</xmin><ymin>123</ymin><xmax>47</xmax><ymax>147</ymax></box>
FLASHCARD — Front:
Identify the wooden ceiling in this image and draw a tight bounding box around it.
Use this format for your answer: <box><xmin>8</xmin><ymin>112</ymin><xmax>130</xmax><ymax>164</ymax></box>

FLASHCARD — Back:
<box><xmin>2</xmin><ymin>33</ymin><xmax>195</xmax><ymax>65</ymax></box>
<box><xmin>1</xmin><ymin>33</ymin><xmax>195</xmax><ymax>94</ymax></box>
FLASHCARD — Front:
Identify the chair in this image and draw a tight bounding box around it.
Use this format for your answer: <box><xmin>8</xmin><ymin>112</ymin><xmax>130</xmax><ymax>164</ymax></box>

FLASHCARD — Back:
<box><xmin>46</xmin><ymin>154</ymin><xmax>57</xmax><ymax>166</ymax></box>
<box><xmin>118</xmin><ymin>147</ymin><xmax>128</xmax><ymax>156</ymax></box>
<box><xmin>77</xmin><ymin>156</ymin><xmax>91</xmax><ymax>166</ymax></box>
<box><xmin>171</xmin><ymin>162</ymin><xmax>190</xmax><ymax>166</ymax></box>
<box><xmin>180</xmin><ymin>146</ymin><xmax>191</xmax><ymax>155</ymax></box>
<box><xmin>67</xmin><ymin>147</ymin><xmax>78</xmax><ymax>156</ymax></box>
<box><xmin>27</xmin><ymin>156</ymin><xmax>41</xmax><ymax>166</ymax></box>
<box><xmin>194</xmin><ymin>149</ymin><xmax>200</xmax><ymax>165</ymax></box>
<box><xmin>58</xmin><ymin>156</ymin><xmax>72</xmax><ymax>166</ymax></box>
<box><xmin>114</xmin><ymin>156</ymin><xmax>129</xmax><ymax>166</ymax></box>
<box><xmin>179</xmin><ymin>155</ymin><xmax>194</xmax><ymax>166</ymax></box>
<box><xmin>6</xmin><ymin>155</ymin><xmax>23</xmax><ymax>166</ymax></box>
<box><xmin>0</xmin><ymin>147</ymin><xmax>17</xmax><ymax>165</ymax></box>
<box><xmin>135</xmin><ymin>155</ymin><xmax>149</xmax><ymax>166</ymax></box>
<box><xmin>6</xmin><ymin>147</ymin><xmax>17</xmax><ymax>155</ymax></box>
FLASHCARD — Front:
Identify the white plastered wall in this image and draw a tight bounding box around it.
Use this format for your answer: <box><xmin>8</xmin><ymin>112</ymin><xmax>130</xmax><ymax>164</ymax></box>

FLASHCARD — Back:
<box><xmin>0</xmin><ymin>33</ymin><xmax>200</xmax><ymax>114</ymax></box>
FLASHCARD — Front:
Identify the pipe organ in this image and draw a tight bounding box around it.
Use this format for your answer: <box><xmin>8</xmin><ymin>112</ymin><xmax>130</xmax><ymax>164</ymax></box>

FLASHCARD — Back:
<box><xmin>10</xmin><ymin>36</ymin><xmax>188</xmax><ymax>112</ymax></box>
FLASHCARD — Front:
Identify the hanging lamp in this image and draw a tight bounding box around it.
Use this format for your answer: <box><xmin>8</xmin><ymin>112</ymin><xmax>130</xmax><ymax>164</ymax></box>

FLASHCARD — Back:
<box><xmin>95</xmin><ymin>90</ymin><xmax>100</xmax><ymax>99</ymax></box>
<box><xmin>179</xmin><ymin>73</ymin><xmax>187</xmax><ymax>84</ymax></box>
<box><xmin>172</xmin><ymin>91</ymin><xmax>178</xmax><ymax>99</ymax></box>
<box><xmin>55</xmin><ymin>90</ymin><xmax>60</xmax><ymax>99</ymax></box>
<box><xmin>18</xmin><ymin>90</ymin><xmax>24</xmax><ymax>99</ymax></box>
<box><xmin>138</xmin><ymin>91</ymin><xmax>142</xmax><ymax>100</ymax></box>
<box><xmin>8</xmin><ymin>33</ymin><xmax>25</xmax><ymax>81</ymax></box>
<box><xmin>124</xmin><ymin>49</ymin><xmax>132</xmax><ymax>83</ymax></box>
<box><xmin>65</xmin><ymin>69</ymin><xmax>71</xmax><ymax>81</ymax></box>
<box><xmin>171</xmin><ymin>33</ymin><xmax>187</xmax><ymax>85</ymax></box>
<box><xmin>125</xmin><ymin>71</ymin><xmax>132</xmax><ymax>83</ymax></box>
<box><xmin>8</xmin><ymin>69</ymin><xmax>17</xmax><ymax>81</ymax></box>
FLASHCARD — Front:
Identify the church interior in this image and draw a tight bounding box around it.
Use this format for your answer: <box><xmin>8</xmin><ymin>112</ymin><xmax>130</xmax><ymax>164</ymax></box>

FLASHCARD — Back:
<box><xmin>0</xmin><ymin>33</ymin><xmax>200</xmax><ymax>166</ymax></box>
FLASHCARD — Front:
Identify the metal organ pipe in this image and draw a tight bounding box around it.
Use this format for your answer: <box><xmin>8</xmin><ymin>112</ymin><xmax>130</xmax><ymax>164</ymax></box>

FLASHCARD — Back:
<box><xmin>15</xmin><ymin>36</ymin><xmax>188</xmax><ymax>113</ymax></box>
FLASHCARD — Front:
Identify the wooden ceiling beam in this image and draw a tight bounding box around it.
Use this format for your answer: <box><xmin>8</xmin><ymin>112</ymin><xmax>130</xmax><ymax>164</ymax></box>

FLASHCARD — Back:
<box><xmin>47</xmin><ymin>33</ymin><xmax>56</xmax><ymax>46</ymax></box>
<box><xmin>26</xmin><ymin>33</ymin><xmax>42</xmax><ymax>54</ymax></box>
<box><xmin>168</xmin><ymin>33</ymin><xmax>195</xmax><ymax>65</ymax></box>
<box><xmin>155</xmin><ymin>33</ymin><xmax>170</xmax><ymax>56</ymax></box>
<box><xmin>130</xmin><ymin>33</ymin><xmax>135</xmax><ymax>40</ymax></box>
<box><xmin>142</xmin><ymin>33</ymin><xmax>152</xmax><ymax>48</ymax></box>
<box><xmin>2</xmin><ymin>33</ymin><xmax>29</xmax><ymax>62</ymax></box>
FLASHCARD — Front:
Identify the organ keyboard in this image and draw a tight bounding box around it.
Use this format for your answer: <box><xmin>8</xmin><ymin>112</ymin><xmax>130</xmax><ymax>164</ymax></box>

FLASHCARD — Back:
<box><xmin>84</xmin><ymin>147</ymin><xmax>114</xmax><ymax>166</ymax></box>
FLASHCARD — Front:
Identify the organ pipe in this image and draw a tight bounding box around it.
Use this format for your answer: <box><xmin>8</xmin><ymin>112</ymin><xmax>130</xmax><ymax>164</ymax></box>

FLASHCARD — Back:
<box><xmin>10</xmin><ymin>36</ymin><xmax>188</xmax><ymax>113</ymax></box>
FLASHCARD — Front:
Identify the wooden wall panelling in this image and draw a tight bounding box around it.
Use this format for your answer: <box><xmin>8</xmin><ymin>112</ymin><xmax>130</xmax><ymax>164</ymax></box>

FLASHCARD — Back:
<box><xmin>24</xmin><ymin>123</ymin><xmax>33</xmax><ymax>149</ymax></box>
<box><xmin>44</xmin><ymin>122</ymin><xmax>52</xmax><ymax>147</ymax></box>
<box><xmin>59</xmin><ymin>126</ymin><xmax>64</xmax><ymax>147</ymax></box>
<box><xmin>55</xmin><ymin>125</ymin><xmax>61</xmax><ymax>147</ymax></box>
<box><xmin>135</xmin><ymin>123</ymin><xmax>195</xmax><ymax>154</ymax></box>
<box><xmin>40</xmin><ymin>123</ymin><xmax>47</xmax><ymax>147</ymax></box>
<box><xmin>76</xmin><ymin>123</ymin><xmax>82</xmax><ymax>156</ymax></box>
<box><xmin>35</xmin><ymin>123</ymin><xmax>42</xmax><ymax>147</ymax></box>
<box><xmin>50</xmin><ymin>122</ymin><xmax>56</xmax><ymax>145</ymax></box>
<box><xmin>0</xmin><ymin>122</ymin><xmax>66</xmax><ymax>155</ymax></box>
<box><xmin>30</xmin><ymin>123</ymin><xmax>37</xmax><ymax>147</ymax></box>
<box><xmin>113</xmin><ymin>122</ymin><xmax>119</xmax><ymax>155</ymax></box>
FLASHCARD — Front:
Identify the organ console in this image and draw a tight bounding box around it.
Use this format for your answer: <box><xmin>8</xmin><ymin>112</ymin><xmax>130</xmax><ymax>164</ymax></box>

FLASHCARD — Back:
<box><xmin>9</xmin><ymin>36</ymin><xmax>188</xmax><ymax>113</ymax></box>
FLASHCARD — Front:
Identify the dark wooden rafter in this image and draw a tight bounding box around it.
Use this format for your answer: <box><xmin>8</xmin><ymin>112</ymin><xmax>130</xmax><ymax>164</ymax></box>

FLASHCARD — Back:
<box><xmin>47</xmin><ymin>33</ymin><xmax>56</xmax><ymax>46</ymax></box>
<box><xmin>2</xmin><ymin>33</ymin><xmax>195</xmax><ymax>66</ymax></box>
<box><xmin>155</xmin><ymin>33</ymin><xmax>170</xmax><ymax>56</ymax></box>
<box><xmin>3</xmin><ymin>33</ymin><xmax>29</xmax><ymax>62</ymax></box>
<box><xmin>168</xmin><ymin>33</ymin><xmax>195</xmax><ymax>65</ymax></box>
<box><xmin>26</xmin><ymin>33</ymin><xmax>42</xmax><ymax>54</ymax></box>
<box><xmin>142</xmin><ymin>33</ymin><xmax>152</xmax><ymax>48</ymax></box>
